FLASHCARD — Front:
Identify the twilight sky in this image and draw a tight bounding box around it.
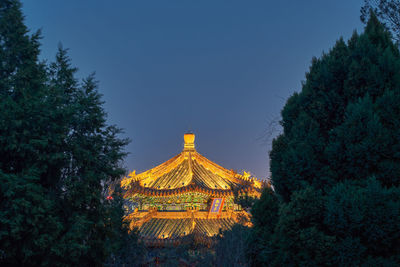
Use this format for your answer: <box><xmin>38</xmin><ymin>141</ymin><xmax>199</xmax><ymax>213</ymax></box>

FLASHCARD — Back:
<box><xmin>22</xmin><ymin>1</ymin><xmax>363</xmax><ymax>179</ymax></box>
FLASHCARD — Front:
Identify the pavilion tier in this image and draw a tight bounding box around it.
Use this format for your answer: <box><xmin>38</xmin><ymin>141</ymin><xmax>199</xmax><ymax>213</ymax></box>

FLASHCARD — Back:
<box><xmin>120</xmin><ymin>133</ymin><xmax>265</xmax><ymax>246</ymax></box>
<box><xmin>121</xmin><ymin>133</ymin><xmax>263</xmax><ymax>195</ymax></box>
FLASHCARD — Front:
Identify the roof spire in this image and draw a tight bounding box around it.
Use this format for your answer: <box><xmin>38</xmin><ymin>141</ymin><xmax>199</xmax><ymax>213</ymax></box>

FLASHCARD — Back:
<box><xmin>183</xmin><ymin>132</ymin><xmax>195</xmax><ymax>151</ymax></box>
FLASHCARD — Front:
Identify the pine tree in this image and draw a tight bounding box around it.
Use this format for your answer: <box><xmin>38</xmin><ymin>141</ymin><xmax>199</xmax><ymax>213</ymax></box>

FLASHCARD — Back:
<box><xmin>246</xmin><ymin>187</ymin><xmax>279</xmax><ymax>266</ymax></box>
<box><xmin>42</xmin><ymin>46</ymin><xmax>130</xmax><ymax>266</ymax></box>
<box><xmin>270</xmin><ymin>13</ymin><xmax>400</xmax><ymax>202</ymax></box>
<box><xmin>0</xmin><ymin>1</ymin><xmax>132</xmax><ymax>265</ymax></box>
<box><xmin>325</xmin><ymin>178</ymin><xmax>400</xmax><ymax>265</ymax></box>
<box><xmin>0</xmin><ymin>1</ymin><xmax>62</xmax><ymax>265</ymax></box>
<box><xmin>250</xmin><ymin>13</ymin><xmax>400</xmax><ymax>266</ymax></box>
<box><xmin>0</xmin><ymin>0</ymin><xmax>49</xmax><ymax>177</ymax></box>
<box><xmin>361</xmin><ymin>0</ymin><xmax>400</xmax><ymax>42</ymax></box>
<box><xmin>271</xmin><ymin>187</ymin><xmax>335</xmax><ymax>266</ymax></box>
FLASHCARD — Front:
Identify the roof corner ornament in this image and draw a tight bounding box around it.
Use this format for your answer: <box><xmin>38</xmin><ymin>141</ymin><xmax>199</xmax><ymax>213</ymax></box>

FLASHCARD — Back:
<box><xmin>243</xmin><ymin>171</ymin><xmax>251</xmax><ymax>180</ymax></box>
<box><xmin>129</xmin><ymin>170</ymin><xmax>136</xmax><ymax>179</ymax></box>
<box><xmin>121</xmin><ymin>170</ymin><xmax>137</xmax><ymax>189</ymax></box>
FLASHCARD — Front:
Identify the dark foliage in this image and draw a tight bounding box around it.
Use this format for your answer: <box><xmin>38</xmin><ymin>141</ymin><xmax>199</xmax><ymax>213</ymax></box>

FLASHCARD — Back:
<box><xmin>270</xmin><ymin>12</ymin><xmax>400</xmax><ymax>201</ymax></box>
<box><xmin>249</xmin><ymin>13</ymin><xmax>400</xmax><ymax>266</ymax></box>
<box><xmin>215</xmin><ymin>224</ymin><xmax>250</xmax><ymax>267</ymax></box>
<box><xmin>246</xmin><ymin>187</ymin><xmax>279</xmax><ymax>266</ymax></box>
<box><xmin>361</xmin><ymin>0</ymin><xmax>400</xmax><ymax>42</ymax></box>
<box><xmin>0</xmin><ymin>1</ymin><xmax>136</xmax><ymax>266</ymax></box>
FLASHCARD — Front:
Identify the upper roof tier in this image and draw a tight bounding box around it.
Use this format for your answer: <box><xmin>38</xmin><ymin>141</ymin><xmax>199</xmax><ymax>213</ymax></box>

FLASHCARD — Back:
<box><xmin>121</xmin><ymin>133</ymin><xmax>263</xmax><ymax>193</ymax></box>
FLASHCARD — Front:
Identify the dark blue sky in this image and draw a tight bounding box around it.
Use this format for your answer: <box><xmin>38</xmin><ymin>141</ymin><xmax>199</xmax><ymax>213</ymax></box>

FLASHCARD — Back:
<box><xmin>22</xmin><ymin>1</ymin><xmax>363</xmax><ymax>179</ymax></box>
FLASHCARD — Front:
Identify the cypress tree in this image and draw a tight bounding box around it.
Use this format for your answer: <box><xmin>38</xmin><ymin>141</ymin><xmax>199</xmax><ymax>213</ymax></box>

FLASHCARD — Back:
<box><xmin>0</xmin><ymin>1</ymin><xmax>132</xmax><ymax>265</ymax></box>
<box><xmin>250</xmin><ymin>13</ymin><xmax>400</xmax><ymax>266</ymax></box>
<box><xmin>270</xmin><ymin>13</ymin><xmax>400</xmax><ymax>202</ymax></box>
<box><xmin>0</xmin><ymin>1</ymin><xmax>62</xmax><ymax>265</ymax></box>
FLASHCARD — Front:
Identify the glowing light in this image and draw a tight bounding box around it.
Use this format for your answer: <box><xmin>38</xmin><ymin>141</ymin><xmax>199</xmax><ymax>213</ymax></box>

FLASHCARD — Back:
<box><xmin>121</xmin><ymin>132</ymin><xmax>265</xmax><ymax>243</ymax></box>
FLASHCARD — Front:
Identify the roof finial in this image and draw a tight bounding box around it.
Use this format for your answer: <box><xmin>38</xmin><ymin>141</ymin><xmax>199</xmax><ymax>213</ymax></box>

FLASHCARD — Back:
<box><xmin>184</xmin><ymin>132</ymin><xmax>195</xmax><ymax>151</ymax></box>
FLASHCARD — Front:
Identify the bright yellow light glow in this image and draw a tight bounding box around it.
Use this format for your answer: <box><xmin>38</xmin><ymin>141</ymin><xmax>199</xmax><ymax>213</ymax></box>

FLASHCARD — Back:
<box><xmin>121</xmin><ymin>132</ymin><xmax>266</xmax><ymax>244</ymax></box>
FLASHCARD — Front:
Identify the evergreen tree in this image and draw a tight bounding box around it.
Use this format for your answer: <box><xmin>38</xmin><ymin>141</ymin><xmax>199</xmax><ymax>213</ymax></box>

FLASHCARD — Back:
<box><xmin>0</xmin><ymin>1</ymin><xmax>133</xmax><ymax>265</ymax></box>
<box><xmin>270</xmin><ymin>13</ymin><xmax>400</xmax><ymax>202</ymax></box>
<box><xmin>250</xmin><ymin>13</ymin><xmax>400</xmax><ymax>266</ymax></box>
<box><xmin>0</xmin><ymin>172</ymin><xmax>62</xmax><ymax>265</ymax></box>
<box><xmin>361</xmin><ymin>0</ymin><xmax>400</xmax><ymax>42</ymax></box>
<box><xmin>214</xmin><ymin>224</ymin><xmax>250</xmax><ymax>267</ymax></box>
<box><xmin>271</xmin><ymin>187</ymin><xmax>335</xmax><ymax>267</ymax></box>
<box><xmin>46</xmin><ymin>48</ymin><xmax>130</xmax><ymax>265</ymax></box>
<box><xmin>0</xmin><ymin>1</ymin><xmax>62</xmax><ymax>264</ymax></box>
<box><xmin>324</xmin><ymin>178</ymin><xmax>400</xmax><ymax>265</ymax></box>
<box><xmin>0</xmin><ymin>0</ymin><xmax>50</xmax><ymax>178</ymax></box>
<box><xmin>246</xmin><ymin>187</ymin><xmax>279</xmax><ymax>266</ymax></box>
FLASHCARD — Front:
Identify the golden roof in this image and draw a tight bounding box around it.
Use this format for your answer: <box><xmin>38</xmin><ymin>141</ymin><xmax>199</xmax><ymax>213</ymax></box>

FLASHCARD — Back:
<box><xmin>121</xmin><ymin>133</ymin><xmax>263</xmax><ymax>195</ymax></box>
<box><xmin>140</xmin><ymin>218</ymin><xmax>235</xmax><ymax>239</ymax></box>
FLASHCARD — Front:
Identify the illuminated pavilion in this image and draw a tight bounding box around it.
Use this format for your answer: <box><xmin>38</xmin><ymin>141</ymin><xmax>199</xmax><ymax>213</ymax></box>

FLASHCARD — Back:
<box><xmin>120</xmin><ymin>133</ymin><xmax>264</xmax><ymax>247</ymax></box>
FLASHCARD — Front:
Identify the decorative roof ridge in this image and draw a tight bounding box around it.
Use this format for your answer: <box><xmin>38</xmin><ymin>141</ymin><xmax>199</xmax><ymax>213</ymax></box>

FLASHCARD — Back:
<box><xmin>234</xmin><ymin>171</ymin><xmax>261</xmax><ymax>186</ymax></box>
<box><xmin>192</xmin><ymin>151</ymin><xmax>231</xmax><ymax>174</ymax></box>
<box><xmin>121</xmin><ymin>153</ymin><xmax>184</xmax><ymax>188</ymax></box>
<box><xmin>139</xmin><ymin>153</ymin><xmax>183</xmax><ymax>178</ymax></box>
<box><xmin>123</xmin><ymin>182</ymin><xmax>261</xmax><ymax>198</ymax></box>
<box><xmin>120</xmin><ymin>132</ymin><xmax>265</xmax><ymax>191</ymax></box>
<box><xmin>190</xmin><ymin>152</ymin><xmax>262</xmax><ymax>186</ymax></box>
<box><xmin>192</xmin><ymin>152</ymin><xmax>246</xmax><ymax>184</ymax></box>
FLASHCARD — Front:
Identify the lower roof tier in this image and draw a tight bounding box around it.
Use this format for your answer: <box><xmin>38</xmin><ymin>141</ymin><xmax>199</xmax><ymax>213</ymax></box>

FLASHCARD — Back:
<box><xmin>139</xmin><ymin>218</ymin><xmax>235</xmax><ymax>240</ymax></box>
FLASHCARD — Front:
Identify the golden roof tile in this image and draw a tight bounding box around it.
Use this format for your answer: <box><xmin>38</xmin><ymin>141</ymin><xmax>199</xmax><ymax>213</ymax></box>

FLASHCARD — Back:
<box><xmin>121</xmin><ymin>133</ymin><xmax>263</xmax><ymax>196</ymax></box>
